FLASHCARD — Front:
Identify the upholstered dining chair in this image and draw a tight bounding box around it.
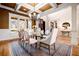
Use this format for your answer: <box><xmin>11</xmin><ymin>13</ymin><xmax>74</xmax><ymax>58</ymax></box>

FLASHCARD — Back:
<box><xmin>42</xmin><ymin>29</ymin><xmax>51</xmax><ymax>40</ymax></box>
<box><xmin>18</xmin><ymin>29</ymin><xmax>24</xmax><ymax>41</ymax></box>
<box><xmin>39</xmin><ymin>28</ymin><xmax>58</xmax><ymax>55</ymax></box>
<box><xmin>36</xmin><ymin>27</ymin><xmax>41</xmax><ymax>37</ymax></box>
<box><xmin>18</xmin><ymin>29</ymin><xmax>25</xmax><ymax>46</ymax></box>
<box><xmin>28</xmin><ymin>29</ymin><xmax>34</xmax><ymax>38</ymax></box>
<box><xmin>45</xmin><ymin>29</ymin><xmax>50</xmax><ymax>35</ymax></box>
<box><xmin>23</xmin><ymin>31</ymin><xmax>37</xmax><ymax>53</ymax></box>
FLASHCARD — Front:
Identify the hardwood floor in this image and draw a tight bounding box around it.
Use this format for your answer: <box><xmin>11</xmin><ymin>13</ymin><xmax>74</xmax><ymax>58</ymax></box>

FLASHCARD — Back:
<box><xmin>72</xmin><ymin>45</ymin><xmax>79</xmax><ymax>56</ymax></box>
<box><xmin>0</xmin><ymin>35</ymin><xmax>79</xmax><ymax>56</ymax></box>
<box><xmin>0</xmin><ymin>39</ymin><xmax>71</xmax><ymax>56</ymax></box>
<box><xmin>57</xmin><ymin>35</ymin><xmax>71</xmax><ymax>45</ymax></box>
<box><xmin>57</xmin><ymin>35</ymin><xmax>79</xmax><ymax>56</ymax></box>
<box><xmin>0</xmin><ymin>40</ymin><xmax>13</xmax><ymax>56</ymax></box>
<box><xmin>0</xmin><ymin>44</ymin><xmax>10</xmax><ymax>56</ymax></box>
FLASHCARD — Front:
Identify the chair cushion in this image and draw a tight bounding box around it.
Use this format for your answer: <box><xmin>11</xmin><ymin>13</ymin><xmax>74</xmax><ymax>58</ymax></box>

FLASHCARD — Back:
<box><xmin>40</xmin><ymin>33</ymin><xmax>51</xmax><ymax>45</ymax></box>
<box><xmin>29</xmin><ymin>38</ymin><xmax>37</xmax><ymax>44</ymax></box>
<box><xmin>40</xmin><ymin>39</ymin><xmax>50</xmax><ymax>45</ymax></box>
<box><xmin>45</xmin><ymin>30</ymin><xmax>50</xmax><ymax>35</ymax></box>
<box><xmin>43</xmin><ymin>33</ymin><xmax>51</xmax><ymax>39</ymax></box>
<box><xmin>40</xmin><ymin>38</ymin><xmax>47</xmax><ymax>42</ymax></box>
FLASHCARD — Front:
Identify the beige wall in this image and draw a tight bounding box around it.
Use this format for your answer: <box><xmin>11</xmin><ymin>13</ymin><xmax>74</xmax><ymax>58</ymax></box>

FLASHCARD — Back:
<box><xmin>77</xmin><ymin>5</ymin><xmax>79</xmax><ymax>36</ymax></box>
<box><xmin>41</xmin><ymin>6</ymin><xmax>72</xmax><ymax>31</ymax></box>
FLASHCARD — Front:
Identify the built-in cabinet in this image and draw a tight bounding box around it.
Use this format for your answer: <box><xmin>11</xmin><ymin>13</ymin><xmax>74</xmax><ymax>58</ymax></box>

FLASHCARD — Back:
<box><xmin>0</xmin><ymin>9</ymin><xmax>29</xmax><ymax>30</ymax></box>
<box><xmin>0</xmin><ymin>9</ymin><xmax>9</xmax><ymax>29</ymax></box>
<box><xmin>0</xmin><ymin>12</ymin><xmax>29</xmax><ymax>40</ymax></box>
<box><xmin>9</xmin><ymin>13</ymin><xmax>29</xmax><ymax>31</ymax></box>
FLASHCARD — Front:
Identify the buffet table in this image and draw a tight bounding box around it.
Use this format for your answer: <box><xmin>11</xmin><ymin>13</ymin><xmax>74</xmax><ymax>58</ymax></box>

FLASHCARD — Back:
<box><xmin>61</xmin><ymin>30</ymin><xmax>71</xmax><ymax>37</ymax></box>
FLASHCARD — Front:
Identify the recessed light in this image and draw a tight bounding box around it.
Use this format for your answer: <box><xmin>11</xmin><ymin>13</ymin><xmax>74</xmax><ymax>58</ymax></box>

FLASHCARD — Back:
<box><xmin>23</xmin><ymin>9</ymin><xmax>26</xmax><ymax>10</ymax></box>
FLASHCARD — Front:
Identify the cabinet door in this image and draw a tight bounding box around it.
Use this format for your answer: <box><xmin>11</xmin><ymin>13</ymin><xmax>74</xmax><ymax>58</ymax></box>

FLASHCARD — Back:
<box><xmin>0</xmin><ymin>10</ymin><xmax>9</xmax><ymax>29</ymax></box>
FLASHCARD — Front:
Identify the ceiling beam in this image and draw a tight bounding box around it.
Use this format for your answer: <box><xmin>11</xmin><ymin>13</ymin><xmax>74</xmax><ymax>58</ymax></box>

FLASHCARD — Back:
<box><xmin>16</xmin><ymin>10</ymin><xmax>27</xmax><ymax>15</ymax></box>
<box><xmin>27</xmin><ymin>9</ymin><xmax>42</xmax><ymax>14</ymax></box>
<box><xmin>16</xmin><ymin>3</ymin><xmax>34</xmax><ymax>11</ymax></box>
<box><xmin>15</xmin><ymin>3</ymin><xmax>22</xmax><ymax>11</ymax></box>
<box><xmin>50</xmin><ymin>3</ymin><xmax>58</xmax><ymax>8</ymax></box>
<box><xmin>35</xmin><ymin>3</ymin><xmax>48</xmax><ymax>11</ymax></box>
<box><xmin>22</xmin><ymin>3</ymin><xmax>34</xmax><ymax>11</ymax></box>
<box><xmin>0</xmin><ymin>4</ymin><xmax>15</xmax><ymax>11</ymax></box>
<box><xmin>35</xmin><ymin>10</ymin><xmax>42</xmax><ymax>13</ymax></box>
<box><xmin>0</xmin><ymin>4</ymin><xmax>28</xmax><ymax>15</ymax></box>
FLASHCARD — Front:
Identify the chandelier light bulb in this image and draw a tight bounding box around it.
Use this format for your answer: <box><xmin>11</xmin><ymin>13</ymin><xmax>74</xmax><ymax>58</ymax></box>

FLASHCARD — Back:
<box><xmin>33</xmin><ymin>12</ymin><xmax>36</xmax><ymax>16</ymax></box>
<box><xmin>29</xmin><ymin>13</ymin><xmax>31</xmax><ymax>18</ymax></box>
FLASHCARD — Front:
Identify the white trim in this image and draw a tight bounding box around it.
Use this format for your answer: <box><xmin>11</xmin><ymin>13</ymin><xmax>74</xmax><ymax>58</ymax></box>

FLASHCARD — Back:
<box><xmin>35</xmin><ymin>10</ymin><xmax>42</xmax><ymax>13</ymax></box>
<box><xmin>35</xmin><ymin>3</ymin><xmax>47</xmax><ymax>11</ymax></box>
<box><xmin>50</xmin><ymin>3</ymin><xmax>58</xmax><ymax>8</ymax></box>
<box><xmin>0</xmin><ymin>4</ymin><xmax>15</xmax><ymax>11</ymax></box>
<box><xmin>16</xmin><ymin>3</ymin><xmax>22</xmax><ymax>11</ymax></box>
<box><xmin>0</xmin><ymin>4</ymin><xmax>28</xmax><ymax>16</ymax></box>
<box><xmin>22</xmin><ymin>3</ymin><xmax>34</xmax><ymax>11</ymax></box>
<box><xmin>16</xmin><ymin>10</ymin><xmax>28</xmax><ymax>15</ymax></box>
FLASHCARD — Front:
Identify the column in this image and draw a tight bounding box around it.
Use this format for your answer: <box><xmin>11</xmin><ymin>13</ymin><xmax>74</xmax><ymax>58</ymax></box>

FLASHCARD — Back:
<box><xmin>36</xmin><ymin>20</ymin><xmax>39</xmax><ymax>28</ymax></box>
<box><xmin>24</xmin><ymin>19</ymin><xmax>26</xmax><ymax>30</ymax></box>
<box><xmin>71</xmin><ymin>4</ymin><xmax>78</xmax><ymax>45</ymax></box>
<box><xmin>17</xmin><ymin>18</ymin><xmax>19</xmax><ymax>31</ymax></box>
<box><xmin>28</xmin><ymin>19</ymin><xmax>32</xmax><ymax>29</ymax></box>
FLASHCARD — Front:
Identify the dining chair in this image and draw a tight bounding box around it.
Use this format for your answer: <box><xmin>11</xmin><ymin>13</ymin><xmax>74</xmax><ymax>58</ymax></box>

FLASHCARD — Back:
<box><xmin>28</xmin><ymin>29</ymin><xmax>34</xmax><ymax>38</ymax></box>
<box><xmin>45</xmin><ymin>29</ymin><xmax>50</xmax><ymax>35</ymax></box>
<box><xmin>42</xmin><ymin>29</ymin><xmax>51</xmax><ymax>39</ymax></box>
<box><xmin>18</xmin><ymin>29</ymin><xmax>25</xmax><ymax>41</ymax></box>
<box><xmin>18</xmin><ymin>29</ymin><xmax>25</xmax><ymax>46</ymax></box>
<box><xmin>23</xmin><ymin>31</ymin><xmax>37</xmax><ymax>53</ymax></box>
<box><xmin>39</xmin><ymin>28</ymin><xmax>58</xmax><ymax>55</ymax></box>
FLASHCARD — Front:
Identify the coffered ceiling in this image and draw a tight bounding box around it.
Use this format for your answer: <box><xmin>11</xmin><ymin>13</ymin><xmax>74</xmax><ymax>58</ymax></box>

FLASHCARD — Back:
<box><xmin>0</xmin><ymin>3</ymin><xmax>62</xmax><ymax>16</ymax></box>
<box><xmin>28</xmin><ymin>3</ymin><xmax>38</xmax><ymax>7</ymax></box>
<box><xmin>39</xmin><ymin>4</ymin><xmax>52</xmax><ymax>12</ymax></box>
<box><xmin>19</xmin><ymin>6</ymin><xmax>30</xmax><ymax>13</ymax></box>
<box><xmin>1</xmin><ymin>3</ymin><xmax>16</xmax><ymax>9</ymax></box>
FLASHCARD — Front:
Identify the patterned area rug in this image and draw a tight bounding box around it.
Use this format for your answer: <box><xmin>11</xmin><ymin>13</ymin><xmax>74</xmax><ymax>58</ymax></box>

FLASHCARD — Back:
<box><xmin>11</xmin><ymin>41</ymin><xmax>71</xmax><ymax>56</ymax></box>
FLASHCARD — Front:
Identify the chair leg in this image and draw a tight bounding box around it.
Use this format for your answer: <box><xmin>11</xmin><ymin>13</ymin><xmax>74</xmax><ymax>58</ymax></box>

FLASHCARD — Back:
<box><xmin>28</xmin><ymin>44</ymin><xmax>31</xmax><ymax>53</ymax></box>
<box><xmin>48</xmin><ymin>45</ymin><xmax>51</xmax><ymax>55</ymax></box>
<box><xmin>35</xmin><ymin>43</ymin><xmax>37</xmax><ymax>48</ymax></box>
<box><xmin>39</xmin><ymin>42</ymin><xmax>41</xmax><ymax>49</ymax></box>
<box><xmin>54</xmin><ymin>43</ymin><xmax>55</xmax><ymax>50</ymax></box>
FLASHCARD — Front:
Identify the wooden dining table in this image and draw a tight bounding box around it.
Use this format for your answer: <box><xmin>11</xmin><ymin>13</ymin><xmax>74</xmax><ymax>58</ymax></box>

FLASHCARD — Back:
<box><xmin>32</xmin><ymin>34</ymin><xmax>45</xmax><ymax>48</ymax></box>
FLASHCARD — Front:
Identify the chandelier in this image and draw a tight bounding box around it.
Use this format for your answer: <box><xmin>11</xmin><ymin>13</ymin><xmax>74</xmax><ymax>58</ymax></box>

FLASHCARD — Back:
<box><xmin>29</xmin><ymin>4</ymin><xmax>38</xmax><ymax>20</ymax></box>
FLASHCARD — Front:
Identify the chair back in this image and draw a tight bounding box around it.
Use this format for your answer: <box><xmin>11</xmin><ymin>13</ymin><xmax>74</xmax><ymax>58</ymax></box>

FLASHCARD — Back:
<box><xmin>36</xmin><ymin>28</ymin><xmax>41</xmax><ymax>36</ymax></box>
<box><xmin>18</xmin><ymin>30</ymin><xmax>24</xmax><ymax>40</ymax></box>
<box><xmin>18</xmin><ymin>31</ymin><xmax>21</xmax><ymax>38</ymax></box>
<box><xmin>50</xmin><ymin>28</ymin><xmax>58</xmax><ymax>45</ymax></box>
<box><xmin>45</xmin><ymin>30</ymin><xmax>50</xmax><ymax>35</ymax></box>
<box><xmin>28</xmin><ymin>29</ymin><xmax>34</xmax><ymax>36</ymax></box>
<box><xmin>24</xmin><ymin>31</ymin><xmax>30</xmax><ymax>41</ymax></box>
